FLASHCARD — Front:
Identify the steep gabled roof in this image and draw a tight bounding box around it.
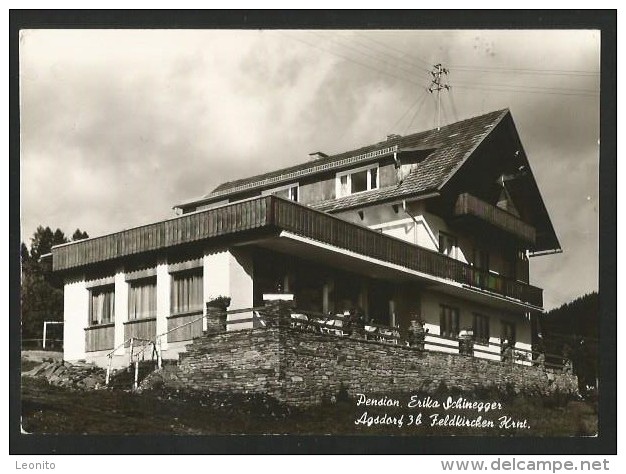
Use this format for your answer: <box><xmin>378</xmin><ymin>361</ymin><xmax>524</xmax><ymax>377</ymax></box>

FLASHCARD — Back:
<box><xmin>177</xmin><ymin>109</ymin><xmax>509</xmax><ymax>209</ymax></box>
<box><xmin>313</xmin><ymin>109</ymin><xmax>509</xmax><ymax>212</ymax></box>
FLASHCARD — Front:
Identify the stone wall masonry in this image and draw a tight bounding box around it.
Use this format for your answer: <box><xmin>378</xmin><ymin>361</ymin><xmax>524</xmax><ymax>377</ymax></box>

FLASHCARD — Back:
<box><xmin>277</xmin><ymin>329</ymin><xmax>578</xmax><ymax>405</ymax></box>
<box><xmin>160</xmin><ymin>323</ymin><xmax>579</xmax><ymax>407</ymax></box>
<box><xmin>166</xmin><ymin>329</ymin><xmax>283</xmax><ymax>394</ymax></box>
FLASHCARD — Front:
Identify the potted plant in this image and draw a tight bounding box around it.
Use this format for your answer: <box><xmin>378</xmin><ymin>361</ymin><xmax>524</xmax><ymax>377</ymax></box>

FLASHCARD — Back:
<box><xmin>458</xmin><ymin>326</ymin><xmax>474</xmax><ymax>356</ymax></box>
<box><xmin>407</xmin><ymin>314</ymin><xmax>428</xmax><ymax>350</ymax></box>
<box><xmin>205</xmin><ymin>296</ymin><xmax>231</xmax><ymax>332</ymax></box>
<box><xmin>206</xmin><ymin>295</ymin><xmax>231</xmax><ymax>310</ymax></box>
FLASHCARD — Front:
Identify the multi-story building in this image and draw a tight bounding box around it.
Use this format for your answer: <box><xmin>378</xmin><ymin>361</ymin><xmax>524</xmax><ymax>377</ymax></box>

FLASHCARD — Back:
<box><xmin>52</xmin><ymin>108</ymin><xmax>560</xmax><ymax>367</ymax></box>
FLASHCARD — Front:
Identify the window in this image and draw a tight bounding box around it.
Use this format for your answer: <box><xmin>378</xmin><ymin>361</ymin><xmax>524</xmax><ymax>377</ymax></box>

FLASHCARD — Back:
<box><xmin>263</xmin><ymin>184</ymin><xmax>299</xmax><ymax>202</ymax></box>
<box><xmin>439</xmin><ymin>305</ymin><xmax>460</xmax><ymax>339</ymax></box>
<box><xmin>473</xmin><ymin>313</ymin><xmax>490</xmax><ymax>345</ymax></box>
<box><xmin>89</xmin><ymin>286</ymin><xmax>115</xmax><ymax>326</ymax></box>
<box><xmin>128</xmin><ymin>278</ymin><xmax>157</xmax><ymax>320</ymax></box>
<box><xmin>171</xmin><ymin>269</ymin><xmax>203</xmax><ymax>314</ymax></box>
<box><xmin>336</xmin><ymin>165</ymin><xmax>379</xmax><ymax>198</ymax></box>
<box><xmin>500</xmin><ymin>320</ymin><xmax>516</xmax><ymax>345</ymax></box>
<box><xmin>439</xmin><ymin>232</ymin><xmax>457</xmax><ymax>258</ymax></box>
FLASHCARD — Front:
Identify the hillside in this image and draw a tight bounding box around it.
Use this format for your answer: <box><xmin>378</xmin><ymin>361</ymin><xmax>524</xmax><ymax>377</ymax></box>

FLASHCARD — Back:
<box><xmin>542</xmin><ymin>292</ymin><xmax>598</xmax><ymax>389</ymax></box>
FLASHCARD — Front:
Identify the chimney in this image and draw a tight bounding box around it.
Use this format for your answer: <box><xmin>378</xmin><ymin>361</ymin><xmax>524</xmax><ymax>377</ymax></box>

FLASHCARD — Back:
<box><xmin>308</xmin><ymin>151</ymin><xmax>328</xmax><ymax>161</ymax></box>
<box><xmin>386</xmin><ymin>134</ymin><xmax>402</xmax><ymax>141</ymax></box>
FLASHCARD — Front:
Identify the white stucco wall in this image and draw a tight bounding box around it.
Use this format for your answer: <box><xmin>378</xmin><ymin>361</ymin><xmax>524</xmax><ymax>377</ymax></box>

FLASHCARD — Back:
<box><xmin>227</xmin><ymin>249</ymin><xmax>254</xmax><ymax>329</ymax></box>
<box><xmin>204</xmin><ymin>250</ymin><xmax>230</xmax><ymax>302</ymax></box>
<box><xmin>337</xmin><ymin>201</ymin><xmax>470</xmax><ymax>263</ymax></box>
<box><xmin>337</xmin><ymin>200</ymin><xmax>520</xmax><ymax>280</ymax></box>
<box><xmin>203</xmin><ymin>251</ymin><xmax>228</xmax><ymax>331</ymax></box>
<box><xmin>156</xmin><ymin>260</ymin><xmax>171</xmax><ymax>350</ymax></box>
<box><xmin>204</xmin><ymin>248</ymin><xmax>254</xmax><ymax>330</ymax></box>
<box><xmin>63</xmin><ymin>277</ymin><xmax>88</xmax><ymax>361</ymax></box>
<box><xmin>113</xmin><ymin>269</ymin><xmax>128</xmax><ymax>355</ymax></box>
<box><xmin>419</xmin><ymin>290</ymin><xmax>532</xmax><ymax>361</ymax></box>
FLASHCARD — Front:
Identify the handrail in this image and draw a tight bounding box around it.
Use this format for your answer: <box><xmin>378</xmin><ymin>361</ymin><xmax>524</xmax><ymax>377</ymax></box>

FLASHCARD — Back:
<box><xmin>130</xmin><ymin>338</ymin><xmax>155</xmax><ymax>359</ymax></box>
<box><xmin>155</xmin><ymin>314</ymin><xmax>205</xmax><ymax>341</ymax></box>
<box><xmin>128</xmin><ymin>336</ymin><xmax>153</xmax><ymax>343</ymax></box>
<box><xmin>105</xmin><ymin>338</ymin><xmax>131</xmax><ymax>359</ymax></box>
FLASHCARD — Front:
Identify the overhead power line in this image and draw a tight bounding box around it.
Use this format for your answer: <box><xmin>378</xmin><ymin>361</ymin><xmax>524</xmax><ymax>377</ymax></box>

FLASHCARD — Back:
<box><xmin>307</xmin><ymin>32</ymin><xmax>431</xmax><ymax>82</ymax></box>
<box><xmin>350</xmin><ymin>33</ymin><xmax>433</xmax><ymax>71</ymax></box>
<box><xmin>389</xmin><ymin>89</ymin><xmax>428</xmax><ymax>132</ymax></box>
<box><xmin>403</xmin><ymin>89</ymin><xmax>430</xmax><ymax>134</ymax></box>
<box><xmin>451</xmin><ymin>77</ymin><xmax>598</xmax><ymax>95</ymax></box>
<box><xmin>453</xmin><ymin>83</ymin><xmax>598</xmax><ymax>98</ymax></box>
<box><xmin>279</xmin><ymin>32</ymin><xmax>426</xmax><ymax>88</ymax></box>
<box><xmin>279</xmin><ymin>32</ymin><xmax>599</xmax><ymax>101</ymax></box>
<box><xmin>351</xmin><ymin>34</ymin><xmax>599</xmax><ymax>78</ymax></box>
<box><xmin>448</xmin><ymin>64</ymin><xmax>600</xmax><ymax>77</ymax></box>
<box><xmin>448</xmin><ymin>87</ymin><xmax>461</xmax><ymax>122</ymax></box>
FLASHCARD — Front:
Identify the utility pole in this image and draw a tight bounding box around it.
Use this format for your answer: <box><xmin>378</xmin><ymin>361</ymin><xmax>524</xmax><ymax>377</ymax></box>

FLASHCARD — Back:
<box><xmin>428</xmin><ymin>64</ymin><xmax>450</xmax><ymax>130</ymax></box>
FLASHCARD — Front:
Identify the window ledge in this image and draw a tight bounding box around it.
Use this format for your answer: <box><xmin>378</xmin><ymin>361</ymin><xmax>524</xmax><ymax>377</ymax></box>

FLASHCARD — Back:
<box><xmin>124</xmin><ymin>317</ymin><xmax>157</xmax><ymax>325</ymax></box>
<box><xmin>84</xmin><ymin>323</ymin><xmax>115</xmax><ymax>330</ymax></box>
<box><xmin>338</xmin><ymin>188</ymin><xmax>380</xmax><ymax>199</ymax></box>
<box><xmin>168</xmin><ymin>310</ymin><xmax>203</xmax><ymax>319</ymax></box>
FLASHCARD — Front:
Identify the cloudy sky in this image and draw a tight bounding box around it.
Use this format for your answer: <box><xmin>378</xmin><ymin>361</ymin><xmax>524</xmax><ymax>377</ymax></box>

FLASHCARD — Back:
<box><xmin>19</xmin><ymin>29</ymin><xmax>600</xmax><ymax>310</ymax></box>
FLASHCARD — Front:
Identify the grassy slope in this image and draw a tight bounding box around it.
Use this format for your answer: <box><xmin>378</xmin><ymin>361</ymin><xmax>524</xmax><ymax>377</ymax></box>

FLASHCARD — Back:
<box><xmin>21</xmin><ymin>377</ymin><xmax>597</xmax><ymax>436</ymax></box>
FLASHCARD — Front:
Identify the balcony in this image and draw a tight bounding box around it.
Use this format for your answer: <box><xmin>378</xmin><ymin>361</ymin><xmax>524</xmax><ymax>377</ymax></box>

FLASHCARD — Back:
<box><xmin>453</xmin><ymin>193</ymin><xmax>536</xmax><ymax>244</ymax></box>
<box><xmin>271</xmin><ymin>198</ymin><xmax>542</xmax><ymax>308</ymax></box>
<box><xmin>52</xmin><ymin>195</ymin><xmax>543</xmax><ymax>308</ymax></box>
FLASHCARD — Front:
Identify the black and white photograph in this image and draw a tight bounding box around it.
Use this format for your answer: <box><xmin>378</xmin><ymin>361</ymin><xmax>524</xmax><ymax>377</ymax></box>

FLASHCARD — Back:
<box><xmin>11</xmin><ymin>10</ymin><xmax>616</xmax><ymax>456</ymax></box>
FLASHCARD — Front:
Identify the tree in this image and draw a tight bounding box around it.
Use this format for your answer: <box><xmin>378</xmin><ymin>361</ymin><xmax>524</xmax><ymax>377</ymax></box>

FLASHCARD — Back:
<box><xmin>29</xmin><ymin>226</ymin><xmax>54</xmax><ymax>261</ymax></box>
<box><xmin>21</xmin><ymin>226</ymin><xmax>85</xmax><ymax>342</ymax></box>
<box><xmin>542</xmin><ymin>292</ymin><xmax>599</xmax><ymax>391</ymax></box>
<box><xmin>29</xmin><ymin>226</ymin><xmax>69</xmax><ymax>260</ymax></box>
<box><xmin>72</xmin><ymin>229</ymin><xmax>89</xmax><ymax>241</ymax></box>
<box><xmin>20</xmin><ymin>242</ymin><xmax>30</xmax><ymax>266</ymax></box>
<box><xmin>52</xmin><ymin>228</ymin><xmax>67</xmax><ymax>247</ymax></box>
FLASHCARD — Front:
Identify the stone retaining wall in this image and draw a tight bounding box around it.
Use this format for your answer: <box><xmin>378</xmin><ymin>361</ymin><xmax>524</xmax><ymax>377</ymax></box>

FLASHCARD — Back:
<box><xmin>157</xmin><ymin>303</ymin><xmax>579</xmax><ymax>406</ymax></box>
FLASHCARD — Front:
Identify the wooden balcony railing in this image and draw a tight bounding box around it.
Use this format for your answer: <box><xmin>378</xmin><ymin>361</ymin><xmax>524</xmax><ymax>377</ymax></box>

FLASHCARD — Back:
<box><xmin>454</xmin><ymin>193</ymin><xmax>536</xmax><ymax>244</ymax></box>
<box><xmin>271</xmin><ymin>197</ymin><xmax>543</xmax><ymax>308</ymax></box>
<box><xmin>52</xmin><ymin>197</ymin><xmax>272</xmax><ymax>271</ymax></box>
<box><xmin>53</xmin><ymin>195</ymin><xmax>543</xmax><ymax>308</ymax></box>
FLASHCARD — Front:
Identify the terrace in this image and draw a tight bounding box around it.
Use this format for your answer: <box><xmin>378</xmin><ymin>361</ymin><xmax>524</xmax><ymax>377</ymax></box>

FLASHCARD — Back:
<box><xmin>103</xmin><ymin>300</ymin><xmax>569</xmax><ymax>392</ymax></box>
